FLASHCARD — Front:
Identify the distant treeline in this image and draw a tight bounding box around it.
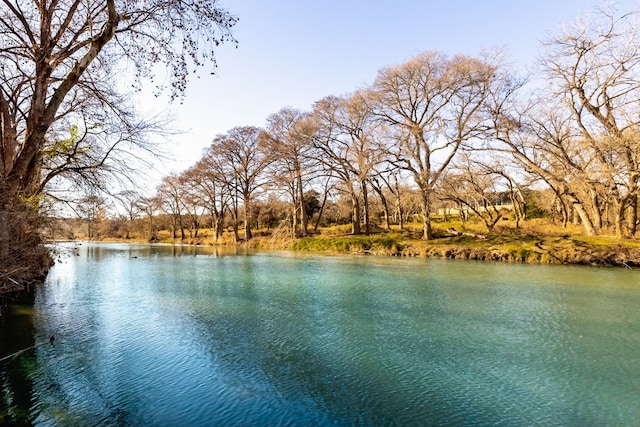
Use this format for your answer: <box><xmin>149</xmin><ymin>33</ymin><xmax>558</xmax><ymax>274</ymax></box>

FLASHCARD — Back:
<box><xmin>62</xmin><ymin>6</ymin><xmax>640</xmax><ymax>243</ymax></box>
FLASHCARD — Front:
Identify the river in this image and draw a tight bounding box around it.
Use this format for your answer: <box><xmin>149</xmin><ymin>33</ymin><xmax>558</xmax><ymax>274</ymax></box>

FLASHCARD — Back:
<box><xmin>1</xmin><ymin>242</ymin><xmax>639</xmax><ymax>426</ymax></box>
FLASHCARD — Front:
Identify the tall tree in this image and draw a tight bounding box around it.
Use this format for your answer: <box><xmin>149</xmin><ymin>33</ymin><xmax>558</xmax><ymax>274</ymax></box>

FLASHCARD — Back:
<box><xmin>77</xmin><ymin>192</ymin><xmax>106</xmax><ymax>240</ymax></box>
<box><xmin>490</xmin><ymin>5</ymin><xmax>640</xmax><ymax>238</ymax></box>
<box><xmin>310</xmin><ymin>92</ymin><xmax>383</xmax><ymax>235</ymax></box>
<box><xmin>189</xmin><ymin>157</ymin><xmax>229</xmax><ymax>242</ymax></box>
<box><xmin>177</xmin><ymin>168</ymin><xmax>206</xmax><ymax>239</ymax></box>
<box><xmin>265</xmin><ymin>107</ymin><xmax>316</xmax><ymax>236</ymax></box>
<box><xmin>540</xmin><ymin>5</ymin><xmax>640</xmax><ymax>238</ymax></box>
<box><xmin>493</xmin><ymin>101</ymin><xmax>604</xmax><ymax>236</ymax></box>
<box><xmin>115</xmin><ymin>189</ymin><xmax>142</xmax><ymax>239</ymax></box>
<box><xmin>0</xmin><ymin>0</ymin><xmax>236</xmax><ymax>292</ymax></box>
<box><xmin>208</xmin><ymin>127</ymin><xmax>272</xmax><ymax>240</ymax></box>
<box><xmin>156</xmin><ymin>174</ymin><xmax>186</xmax><ymax>240</ymax></box>
<box><xmin>372</xmin><ymin>51</ymin><xmax>502</xmax><ymax>240</ymax></box>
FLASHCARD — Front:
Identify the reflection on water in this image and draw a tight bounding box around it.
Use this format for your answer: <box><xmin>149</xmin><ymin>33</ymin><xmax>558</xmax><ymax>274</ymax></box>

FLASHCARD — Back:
<box><xmin>2</xmin><ymin>242</ymin><xmax>640</xmax><ymax>425</ymax></box>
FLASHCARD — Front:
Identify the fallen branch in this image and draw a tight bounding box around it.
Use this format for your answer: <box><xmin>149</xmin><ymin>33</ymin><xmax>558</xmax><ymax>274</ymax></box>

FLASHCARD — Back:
<box><xmin>0</xmin><ymin>337</ymin><xmax>55</xmax><ymax>364</ymax></box>
<box><xmin>0</xmin><ymin>345</ymin><xmax>37</xmax><ymax>363</ymax></box>
<box><xmin>446</xmin><ymin>228</ymin><xmax>487</xmax><ymax>240</ymax></box>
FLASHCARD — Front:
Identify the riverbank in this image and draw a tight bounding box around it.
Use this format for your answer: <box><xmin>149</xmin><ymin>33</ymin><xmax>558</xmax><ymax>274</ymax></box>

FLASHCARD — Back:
<box><xmin>66</xmin><ymin>220</ymin><xmax>640</xmax><ymax>268</ymax></box>
<box><xmin>242</xmin><ymin>233</ymin><xmax>640</xmax><ymax>267</ymax></box>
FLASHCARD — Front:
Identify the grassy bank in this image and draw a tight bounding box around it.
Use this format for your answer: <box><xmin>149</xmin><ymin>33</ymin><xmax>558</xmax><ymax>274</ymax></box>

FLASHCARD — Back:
<box><xmin>135</xmin><ymin>219</ymin><xmax>640</xmax><ymax>268</ymax></box>
<box><xmin>284</xmin><ymin>233</ymin><xmax>639</xmax><ymax>267</ymax></box>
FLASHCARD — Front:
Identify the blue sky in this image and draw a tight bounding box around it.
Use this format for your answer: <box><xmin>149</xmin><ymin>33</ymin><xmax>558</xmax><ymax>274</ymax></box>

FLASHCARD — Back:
<box><xmin>141</xmin><ymin>0</ymin><xmax>636</xmax><ymax>185</ymax></box>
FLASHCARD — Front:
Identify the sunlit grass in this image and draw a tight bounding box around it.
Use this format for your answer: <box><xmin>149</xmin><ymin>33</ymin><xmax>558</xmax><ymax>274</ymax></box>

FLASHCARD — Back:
<box><xmin>293</xmin><ymin>235</ymin><xmax>403</xmax><ymax>255</ymax></box>
<box><xmin>71</xmin><ymin>216</ymin><xmax>640</xmax><ymax>266</ymax></box>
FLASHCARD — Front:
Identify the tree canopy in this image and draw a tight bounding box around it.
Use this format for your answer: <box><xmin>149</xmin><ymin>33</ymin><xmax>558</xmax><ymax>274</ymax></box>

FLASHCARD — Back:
<box><xmin>134</xmin><ymin>4</ymin><xmax>640</xmax><ymax>245</ymax></box>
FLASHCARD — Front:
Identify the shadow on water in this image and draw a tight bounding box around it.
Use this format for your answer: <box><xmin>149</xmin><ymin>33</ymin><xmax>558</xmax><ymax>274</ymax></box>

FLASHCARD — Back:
<box><xmin>0</xmin><ymin>305</ymin><xmax>36</xmax><ymax>424</ymax></box>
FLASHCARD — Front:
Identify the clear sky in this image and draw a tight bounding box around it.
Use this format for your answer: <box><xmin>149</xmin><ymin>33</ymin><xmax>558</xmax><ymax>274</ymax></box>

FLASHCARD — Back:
<box><xmin>139</xmin><ymin>0</ymin><xmax>637</xmax><ymax>187</ymax></box>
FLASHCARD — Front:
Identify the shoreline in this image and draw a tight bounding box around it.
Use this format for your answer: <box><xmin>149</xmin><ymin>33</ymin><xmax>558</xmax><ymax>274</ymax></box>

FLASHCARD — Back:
<box><xmin>58</xmin><ymin>233</ymin><xmax>640</xmax><ymax>268</ymax></box>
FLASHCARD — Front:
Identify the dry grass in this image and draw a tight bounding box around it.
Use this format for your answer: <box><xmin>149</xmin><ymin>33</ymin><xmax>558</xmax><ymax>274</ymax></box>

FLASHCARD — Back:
<box><xmin>65</xmin><ymin>218</ymin><xmax>640</xmax><ymax>267</ymax></box>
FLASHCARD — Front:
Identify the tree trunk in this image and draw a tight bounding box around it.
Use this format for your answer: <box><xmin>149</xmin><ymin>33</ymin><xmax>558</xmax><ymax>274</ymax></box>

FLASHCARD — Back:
<box><xmin>351</xmin><ymin>194</ymin><xmax>361</xmax><ymax>235</ymax></box>
<box><xmin>211</xmin><ymin>212</ymin><xmax>219</xmax><ymax>242</ymax></box>
<box><xmin>313</xmin><ymin>188</ymin><xmax>330</xmax><ymax>233</ymax></box>
<box><xmin>397</xmin><ymin>201</ymin><xmax>405</xmax><ymax>230</ymax></box>
<box><xmin>615</xmin><ymin>202</ymin><xmax>625</xmax><ymax>239</ymax></box>
<box><xmin>394</xmin><ymin>178</ymin><xmax>404</xmax><ymax>231</ymax></box>
<box><xmin>614</xmin><ymin>193</ymin><xmax>637</xmax><ymax>239</ymax></box>
<box><xmin>573</xmin><ymin>202</ymin><xmax>598</xmax><ymax>236</ymax></box>
<box><xmin>291</xmin><ymin>203</ymin><xmax>298</xmax><ymax>236</ymax></box>
<box><xmin>179</xmin><ymin>215</ymin><xmax>186</xmax><ymax>241</ymax></box>
<box><xmin>421</xmin><ymin>191</ymin><xmax>433</xmax><ymax>240</ymax></box>
<box><xmin>362</xmin><ymin>180</ymin><xmax>370</xmax><ymax>235</ymax></box>
<box><xmin>243</xmin><ymin>200</ymin><xmax>252</xmax><ymax>240</ymax></box>
<box><xmin>370</xmin><ymin>179</ymin><xmax>390</xmax><ymax>231</ymax></box>
<box><xmin>232</xmin><ymin>219</ymin><xmax>240</xmax><ymax>243</ymax></box>
<box><xmin>629</xmin><ymin>194</ymin><xmax>638</xmax><ymax>237</ymax></box>
<box><xmin>590</xmin><ymin>190</ymin><xmax>603</xmax><ymax>232</ymax></box>
<box><xmin>296</xmin><ymin>169</ymin><xmax>308</xmax><ymax>236</ymax></box>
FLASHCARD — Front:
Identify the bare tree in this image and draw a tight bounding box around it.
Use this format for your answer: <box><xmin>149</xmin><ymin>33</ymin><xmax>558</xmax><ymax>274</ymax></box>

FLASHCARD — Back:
<box><xmin>372</xmin><ymin>51</ymin><xmax>502</xmax><ymax>240</ymax></box>
<box><xmin>178</xmin><ymin>168</ymin><xmax>207</xmax><ymax>239</ymax></box>
<box><xmin>156</xmin><ymin>174</ymin><xmax>186</xmax><ymax>240</ymax></box>
<box><xmin>265</xmin><ymin>107</ymin><xmax>316</xmax><ymax>236</ymax></box>
<box><xmin>208</xmin><ymin>127</ymin><xmax>272</xmax><ymax>240</ymax></box>
<box><xmin>0</xmin><ymin>0</ymin><xmax>236</xmax><ymax>292</ymax></box>
<box><xmin>115</xmin><ymin>190</ymin><xmax>142</xmax><ymax>239</ymax></box>
<box><xmin>77</xmin><ymin>192</ymin><xmax>106</xmax><ymax>240</ymax></box>
<box><xmin>440</xmin><ymin>154</ymin><xmax>517</xmax><ymax>233</ymax></box>
<box><xmin>489</xmin><ymin>5</ymin><xmax>640</xmax><ymax>238</ymax></box>
<box><xmin>310</xmin><ymin>92</ymin><xmax>384</xmax><ymax>235</ymax></box>
<box><xmin>136</xmin><ymin>196</ymin><xmax>161</xmax><ymax>241</ymax></box>
<box><xmin>539</xmin><ymin>5</ymin><xmax>640</xmax><ymax>237</ymax></box>
<box><xmin>189</xmin><ymin>157</ymin><xmax>229</xmax><ymax>243</ymax></box>
<box><xmin>339</xmin><ymin>91</ymin><xmax>387</xmax><ymax>235</ymax></box>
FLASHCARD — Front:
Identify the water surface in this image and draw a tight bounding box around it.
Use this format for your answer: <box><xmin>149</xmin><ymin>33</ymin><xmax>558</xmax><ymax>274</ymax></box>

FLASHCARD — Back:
<box><xmin>1</xmin><ymin>243</ymin><xmax>639</xmax><ymax>425</ymax></box>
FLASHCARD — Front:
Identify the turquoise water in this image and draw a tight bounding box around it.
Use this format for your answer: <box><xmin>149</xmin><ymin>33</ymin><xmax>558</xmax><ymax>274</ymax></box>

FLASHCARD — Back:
<box><xmin>1</xmin><ymin>243</ymin><xmax>640</xmax><ymax>426</ymax></box>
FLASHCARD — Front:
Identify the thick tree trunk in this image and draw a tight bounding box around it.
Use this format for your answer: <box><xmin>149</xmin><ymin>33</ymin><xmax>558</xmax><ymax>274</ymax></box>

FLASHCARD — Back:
<box><xmin>243</xmin><ymin>200</ymin><xmax>252</xmax><ymax>240</ymax></box>
<box><xmin>296</xmin><ymin>169</ymin><xmax>308</xmax><ymax>236</ymax></box>
<box><xmin>420</xmin><ymin>189</ymin><xmax>433</xmax><ymax>240</ymax></box>
<box><xmin>394</xmin><ymin>178</ymin><xmax>404</xmax><ymax>230</ymax></box>
<box><xmin>291</xmin><ymin>203</ymin><xmax>298</xmax><ymax>236</ymax></box>
<box><xmin>590</xmin><ymin>190</ymin><xmax>603</xmax><ymax>231</ymax></box>
<box><xmin>362</xmin><ymin>181</ymin><xmax>370</xmax><ymax>235</ymax></box>
<box><xmin>573</xmin><ymin>202</ymin><xmax>598</xmax><ymax>236</ymax></box>
<box><xmin>370</xmin><ymin>180</ymin><xmax>390</xmax><ymax>231</ymax></box>
<box><xmin>351</xmin><ymin>195</ymin><xmax>361</xmax><ymax>235</ymax></box>
<box><xmin>232</xmin><ymin>222</ymin><xmax>240</xmax><ymax>242</ymax></box>
<box><xmin>211</xmin><ymin>213</ymin><xmax>220</xmax><ymax>243</ymax></box>
<box><xmin>313</xmin><ymin>187</ymin><xmax>330</xmax><ymax>233</ymax></box>
<box><xmin>629</xmin><ymin>194</ymin><xmax>638</xmax><ymax>237</ymax></box>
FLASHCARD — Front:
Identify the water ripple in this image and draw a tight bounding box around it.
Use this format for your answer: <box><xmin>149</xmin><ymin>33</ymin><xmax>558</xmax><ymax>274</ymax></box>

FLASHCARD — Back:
<box><xmin>3</xmin><ymin>245</ymin><xmax>638</xmax><ymax>426</ymax></box>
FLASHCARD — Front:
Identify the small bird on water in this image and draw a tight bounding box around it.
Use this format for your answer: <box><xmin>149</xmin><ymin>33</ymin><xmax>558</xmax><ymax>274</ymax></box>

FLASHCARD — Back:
<box><xmin>49</xmin><ymin>335</ymin><xmax>55</xmax><ymax>346</ymax></box>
